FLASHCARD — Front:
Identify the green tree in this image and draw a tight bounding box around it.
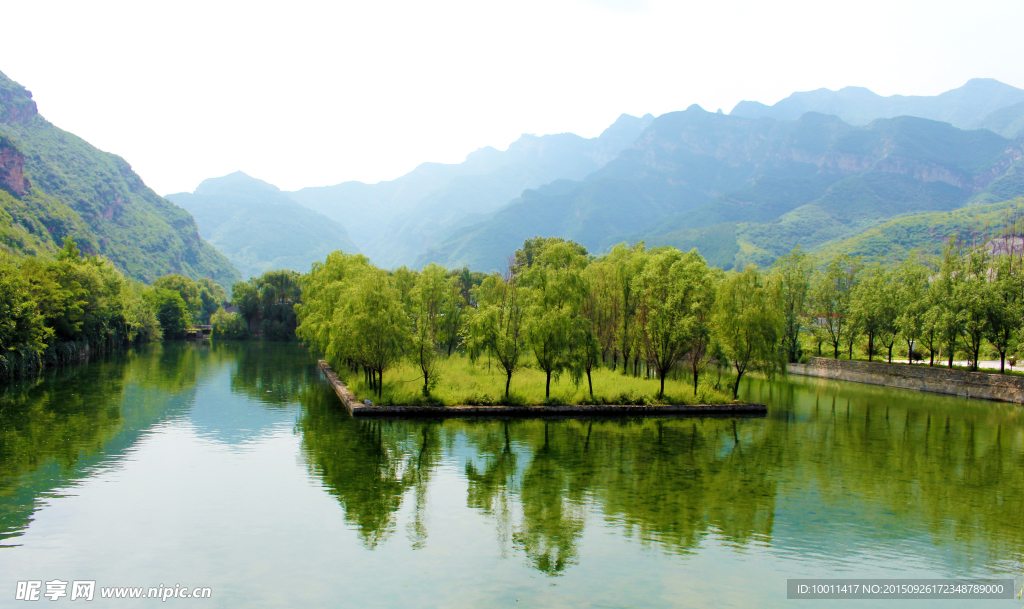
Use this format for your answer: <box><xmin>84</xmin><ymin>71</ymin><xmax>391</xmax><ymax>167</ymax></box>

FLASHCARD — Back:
<box><xmin>144</xmin><ymin>288</ymin><xmax>191</xmax><ymax>337</ymax></box>
<box><xmin>894</xmin><ymin>257</ymin><xmax>930</xmax><ymax>364</ymax></box>
<box><xmin>933</xmin><ymin>240</ymin><xmax>965</xmax><ymax>367</ymax></box>
<box><xmin>770</xmin><ymin>246</ymin><xmax>813</xmax><ymax>364</ymax></box>
<box><xmin>808</xmin><ymin>255</ymin><xmax>860</xmax><ymax>359</ymax></box>
<box><xmin>338</xmin><ymin>270</ymin><xmax>409</xmax><ymax>399</ymax></box>
<box><xmin>634</xmin><ymin>249</ymin><xmax>714</xmax><ymax>398</ymax></box>
<box><xmin>608</xmin><ymin>242</ymin><xmax>647</xmax><ymax>375</ymax></box>
<box><xmin>0</xmin><ymin>256</ymin><xmax>49</xmax><ymax>356</ymax></box>
<box><xmin>511</xmin><ymin>237</ymin><xmax>588</xmax><ymax>275</ymax></box>
<box><xmin>956</xmin><ymin>246</ymin><xmax>991</xmax><ymax>371</ymax></box>
<box><xmin>467</xmin><ymin>272</ymin><xmax>527</xmax><ymax>398</ymax></box>
<box><xmin>409</xmin><ymin>264</ymin><xmax>451</xmax><ymax>397</ymax></box>
<box><xmin>197</xmin><ymin>278</ymin><xmax>227</xmax><ymax>324</ymax></box>
<box><xmin>153</xmin><ymin>274</ymin><xmax>201</xmax><ymax>325</ymax></box>
<box><xmin>210</xmin><ymin>306</ymin><xmax>248</xmax><ymax>340</ymax></box>
<box><xmin>713</xmin><ymin>265</ymin><xmax>784</xmax><ymax>399</ymax></box>
<box><xmin>985</xmin><ymin>252</ymin><xmax>1021</xmax><ymax>372</ymax></box>
<box><xmin>521</xmin><ymin>243</ymin><xmax>588</xmax><ymax>399</ymax></box>
<box><xmin>851</xmin><ymin>264</ymin><xmax>898</xmax><ymax>362</ymax></box>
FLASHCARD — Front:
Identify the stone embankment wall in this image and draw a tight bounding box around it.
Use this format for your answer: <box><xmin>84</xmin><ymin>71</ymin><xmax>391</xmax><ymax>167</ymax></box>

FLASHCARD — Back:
<box><xmin>788</xmin><ymin>357</ymin><xmax>1024</xmax><ymax>403</ymax></box>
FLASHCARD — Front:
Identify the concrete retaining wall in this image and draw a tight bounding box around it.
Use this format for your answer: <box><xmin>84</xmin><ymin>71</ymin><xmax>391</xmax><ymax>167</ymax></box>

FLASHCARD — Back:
<box><xmin>788</xmin><ymin>357</ymin><xmax>1024</xmax><ymax>403</ymax></box>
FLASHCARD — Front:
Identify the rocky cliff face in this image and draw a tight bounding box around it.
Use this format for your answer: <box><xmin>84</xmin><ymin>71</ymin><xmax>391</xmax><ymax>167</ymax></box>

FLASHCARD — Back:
<box><xmin>0</xmin><ymin>76</ymin><xmax>38</xmax><ymax>124</ymax></box>
<box><xmin>0</xmin><ymin>135</ymin><xmax>30</xmax><ymax>196</ymax></box>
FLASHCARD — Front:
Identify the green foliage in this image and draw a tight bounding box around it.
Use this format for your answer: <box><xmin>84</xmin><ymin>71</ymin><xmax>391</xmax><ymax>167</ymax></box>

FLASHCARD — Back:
<box><xmin>634</xmin><ymin>248</ymin><xmax>714</xmax><ymax>396</ymax></box>
<box><xmin>407</xmin><ymin>265</ymin><xmax>448</xmax><ymax>396</ymax></box>
<box><xmin>713</xmin><ymin>265</ymin><xmax>784</xmax><ymax>398</ymax></box>
<box><xmin>336</xmin><ymin>354</ymin><xmax>732</xmax><ymax>407</ymax></box>
<box><xmin>210</xmin><ymin>307</ymin><xmax>248</xmax><ymax>340</ymax></box>
<box><xmin>0</xmin><ymin>70</ymin><xmax>239</xmax><ymax>287</ymax></box>
<box><xmin>0</xmin><ymin>238</ymin><xmax>164</xmax><ymax>381</ymax></box>
<box><xmin>466</xmin><ymin>272</ymin><xmax>528</xmax><ymax>397</ymax></box>
<box><xmin>521</xmin><ymin>243</ymin><xmax>589</xmax><ymax>398</ymax></box>
<box><xmin>144</xmin><ymin>289</ymin><xmax>191</xmax><ymax>338</ymax></box>
<box><xmin>808</xmin><ymin>254</ymin><xmax>860</xmax><ymax>358</ymax></box>
<box><xmin>232</xmin><ymin>269</ymin><xmax>302</xmax><ymax>340</ymax></box>
<box><xmin>770</xmin><ymin>246</ymin><xmax>813</xmax><ymax>363</ymax></box>
<box><xmin>154</xmin><ymin>274</ymin><xmax>202</xmax><ymax>323</ymax></box>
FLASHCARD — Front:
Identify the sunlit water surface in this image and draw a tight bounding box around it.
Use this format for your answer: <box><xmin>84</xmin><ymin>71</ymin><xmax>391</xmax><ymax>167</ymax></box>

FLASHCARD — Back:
<box><xmin>0</xmin><ymin>343</ymin><xmax>1021</xmax><ymax>608</ymax></box>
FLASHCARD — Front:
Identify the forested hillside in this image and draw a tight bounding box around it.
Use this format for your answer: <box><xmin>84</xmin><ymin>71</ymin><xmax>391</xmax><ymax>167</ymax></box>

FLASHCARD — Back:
<box><xmin>168</xmin><ymin>171</ymin><xmax>360</xmax><ymax>279</ymax></box>
<box><xmin>419</xmin><ymin>106</ymin><xmax>1024</xmax><ymax>271</ymax></box>
<box><xmin>0</xmin><ymin>70</ymin><xmax>238</xmax><ymax>287</ymax></box>
<box><xmin>813</xmin><ymin>197</ymin><xmax>1024</xmax><ymax>265</ymax></box>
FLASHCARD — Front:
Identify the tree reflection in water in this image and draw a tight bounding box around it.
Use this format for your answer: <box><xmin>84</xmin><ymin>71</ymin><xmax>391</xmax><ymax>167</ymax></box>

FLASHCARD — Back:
<box><xmin>301</xmin><ymin>375</ymin><xmax>1024</xmax><ymax>576</ymax></box>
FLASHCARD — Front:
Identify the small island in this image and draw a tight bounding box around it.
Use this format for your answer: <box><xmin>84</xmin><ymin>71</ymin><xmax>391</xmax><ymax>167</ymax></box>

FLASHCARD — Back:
<box><xmin>319</xmin><ymin>360</ymin><xmax>767</xmax><ymax>417</ymax></box>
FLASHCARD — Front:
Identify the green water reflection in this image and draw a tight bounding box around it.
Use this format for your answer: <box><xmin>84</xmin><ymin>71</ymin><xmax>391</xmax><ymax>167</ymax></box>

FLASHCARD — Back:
<box><xmin>299</xmin><ymin>373</ymin><xmax>1024</xmax><ymax>577</ymax></box>
<box><xmin>0</xmin><ymin>342</ymin><xmax>1021</xmax><ymax>604</ymax></box>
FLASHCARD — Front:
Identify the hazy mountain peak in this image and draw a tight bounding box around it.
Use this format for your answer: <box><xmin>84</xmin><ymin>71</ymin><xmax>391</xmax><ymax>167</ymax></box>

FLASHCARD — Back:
<box><xmin>731</xmin><ymin>79</ymin><xmax>1024</xmax><ymax>130</ymax></box>
<box><xmin>193</xmin><ymin>171</ymin><xmax>281</xmax><ymax>197</ymax></box>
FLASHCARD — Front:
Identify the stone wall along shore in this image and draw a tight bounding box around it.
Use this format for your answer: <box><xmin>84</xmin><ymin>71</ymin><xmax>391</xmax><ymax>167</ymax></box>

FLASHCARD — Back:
<box><xmin>788</xmin><ymin>356</ymin><xmax>1024</xmax><ymax>403</ymax></box>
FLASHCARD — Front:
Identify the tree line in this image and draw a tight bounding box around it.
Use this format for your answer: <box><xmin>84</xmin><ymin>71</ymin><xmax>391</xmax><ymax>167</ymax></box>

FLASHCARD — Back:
<box><xmin>0</xmin><ymin>238</ymin><xmax>230</xmax><ymax>380</ymax></box>
<box><xmin>297</xmin><ymin>237</ymin><xmax>787</xmax><ymax>400</ymax></box>
<box><xmin>796</xmin><ymin>237</ymin><xmax>1024</xmax><ymax>372</ymax></box>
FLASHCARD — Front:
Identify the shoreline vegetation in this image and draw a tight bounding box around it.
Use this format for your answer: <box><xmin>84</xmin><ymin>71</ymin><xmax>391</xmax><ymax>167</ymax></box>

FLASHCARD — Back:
<box><xmin>298</xmin><ymin>223</ymin><xmax>1024</xmax><ymax>412</ymax></box>
<box><xmin>325</xmin><ymin>354</ymin><xmax>735</xmax><ymax>407</ymax></box>
<box><xmin>318</xmin><ymin>360</ymin><xmax>765</xmax><ymax>416</ymax></box>
<box><xmin>0</xmin><ymin>238</ymin><xmax>297</xmax><ymax>383</ymax></box>
<box><xmin>297</xmin><ymin>237</ymin><xmax>783</xmax><ymax>406</ymax></box>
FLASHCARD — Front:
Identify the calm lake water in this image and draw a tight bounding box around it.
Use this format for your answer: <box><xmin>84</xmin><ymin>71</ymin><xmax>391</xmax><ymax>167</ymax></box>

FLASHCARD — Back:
<box><xmin>1</xmin><ymin>342</ymin><xmax>1022</xmax><ymax>608</ymax></box>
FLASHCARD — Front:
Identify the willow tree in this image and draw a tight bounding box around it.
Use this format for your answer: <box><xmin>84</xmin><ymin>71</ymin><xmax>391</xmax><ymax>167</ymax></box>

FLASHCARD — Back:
<box><xmin>956</xmin><ymin>246</ymin><xmax>991</xmax><ymax>371</ymax></box>
<box><xmin>467</xmin><ymin>272</ymin><xmax>527</xmax><ymax>398</ymax></box>
<box><xmin>295</xmin><ymin>250</ymin><xmax>373</xmax><ymax>362</ymax></box>
<box><xmin>582</xmin><ymin>257</ymin><xmax>620</xmax><ymax>368</ymax></box>
<box><xmin>894</xmin><ymin>256</ymin><xmax>930</xmax><ymax>364</ymax></box>
<box><xmin>985</xmin><ymin>253</ymin><xmax>1021</xmax><ymax>372</ymax></box>
<box><xmin>851</xmin><ymin>264</ymin><xmax>897</xmax><ymax>362</ymax></box>
<box><xmin>522</xmin><ymin>243</ymin><xmax>588</xmax><ymax>399</ymax></box>
<box><xmin>635</xmin><ymin>248</ymin><xmax>714</xmax><ymax>398</ymax></box>
<box><xmin>608</xmin><ymin>242</ymin><xmax>647</xmax><ymax>375</ymax></box>
<box><xmin>410</xmin><ymin>264</ymin><xmax>451</xmax><ymax>397</ymax></box>
<box><xmin>713</xmin><ymin>265</ymin><xmax>783</xmax><ymax>399</ymax></box>
<box><xmin>808</xmin><ymin>254</ymin><xmax>860</xmax><ymax>359</ymax></box>
<box><xmin>339</xmin><ymin>269</ymin><xmax>409</xmax><ymax>398</ymax></box>
<box><xmin>770</xmin><ymin>246</ymin><xmax>813</xmax><ymax>363</ymax></box>
<box><xmin>932</xmin><ymin>240</ymin><xmax>965</xmax><ymax>367</ymax></box>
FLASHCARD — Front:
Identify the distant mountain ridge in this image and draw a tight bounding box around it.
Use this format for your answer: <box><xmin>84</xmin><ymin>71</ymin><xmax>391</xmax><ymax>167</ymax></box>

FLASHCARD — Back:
<box><xmin>287</xmin><ymin>113</ymin><xmax>654</xmax><ymax>268</ymax></box>
<box><xmin>0</xmin><ymin>70</ymin><xmax>239</xmax><ymax>287</ymax></box>
<box><xmin>418</xmin><ymin>106</ymin><xmax>1024</xmax><ymax>271</ymax></box>
<box><xmin>167</xmin><ymin>172</ymin><xmax>360</xmax><ymax>279</ymax></box>
<box><xmin>730</xmin><ymin>78</ymin><xmax>1024</xmax><ymax>137</ymax></box>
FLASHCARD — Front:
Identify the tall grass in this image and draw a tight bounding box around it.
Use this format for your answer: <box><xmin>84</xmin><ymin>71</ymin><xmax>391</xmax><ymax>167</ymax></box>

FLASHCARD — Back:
<box><xmin>335</xmin><ymin>354</ymin><xmax>734</xmax><ymax>406</ymax></box>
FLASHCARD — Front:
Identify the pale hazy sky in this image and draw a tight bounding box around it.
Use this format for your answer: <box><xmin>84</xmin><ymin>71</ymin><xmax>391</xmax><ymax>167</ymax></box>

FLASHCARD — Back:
<box><xmin>2</xmin><ymin>0</ymin><xmax>1022</xmax><ymax>195</ymax></box>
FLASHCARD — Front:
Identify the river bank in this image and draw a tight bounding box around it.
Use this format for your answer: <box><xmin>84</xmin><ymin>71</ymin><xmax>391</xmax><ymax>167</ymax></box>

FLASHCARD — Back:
<box><xmin>788</xmin><ymin>356</ymin><xmax>1024</xmax><ymax>403</ymax></box>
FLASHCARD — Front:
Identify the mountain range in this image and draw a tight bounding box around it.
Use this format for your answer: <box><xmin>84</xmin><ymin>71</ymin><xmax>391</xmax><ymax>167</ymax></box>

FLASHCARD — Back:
<box><xmin>167</xmin><ymin>172</ymin><xmax>360</xmax><ymax>280</ymax></box>
<box><xmin>0</xmin><ymin>70</ymin><xmax>238</xmax><ymax>287</ymax></box>
<box><xmin>7</xmin><ymin>67</ymin><xmax>1024</xmax><ymax>282</ymax></box>
<box><xmin>419</xmin><ymin>107</ymin><xmax>1024</xmax><ymax>270</ymax></box>
<box><xmin>730</xmin><ymin>78</ymin><xmax>1024</xmax><ymax>137</ymax></box>
<box><xmin>287</xmin><ymin>113</ymin><xmax>655</xmax><ymax>268</ymax></box>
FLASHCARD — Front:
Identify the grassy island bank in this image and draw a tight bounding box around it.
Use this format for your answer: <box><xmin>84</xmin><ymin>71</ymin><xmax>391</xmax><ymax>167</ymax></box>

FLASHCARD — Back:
<box><xmin>319</xmin><ymin>359</ymin><xmax>763</xmax><ymax>417</ymax></box>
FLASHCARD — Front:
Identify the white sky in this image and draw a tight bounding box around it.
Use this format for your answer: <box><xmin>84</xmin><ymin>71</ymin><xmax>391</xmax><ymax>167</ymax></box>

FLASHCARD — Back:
<box><xmin>1</xmin><ymin>0</ymin><xmax>1022</xmax><ymax>195</ymax></box>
